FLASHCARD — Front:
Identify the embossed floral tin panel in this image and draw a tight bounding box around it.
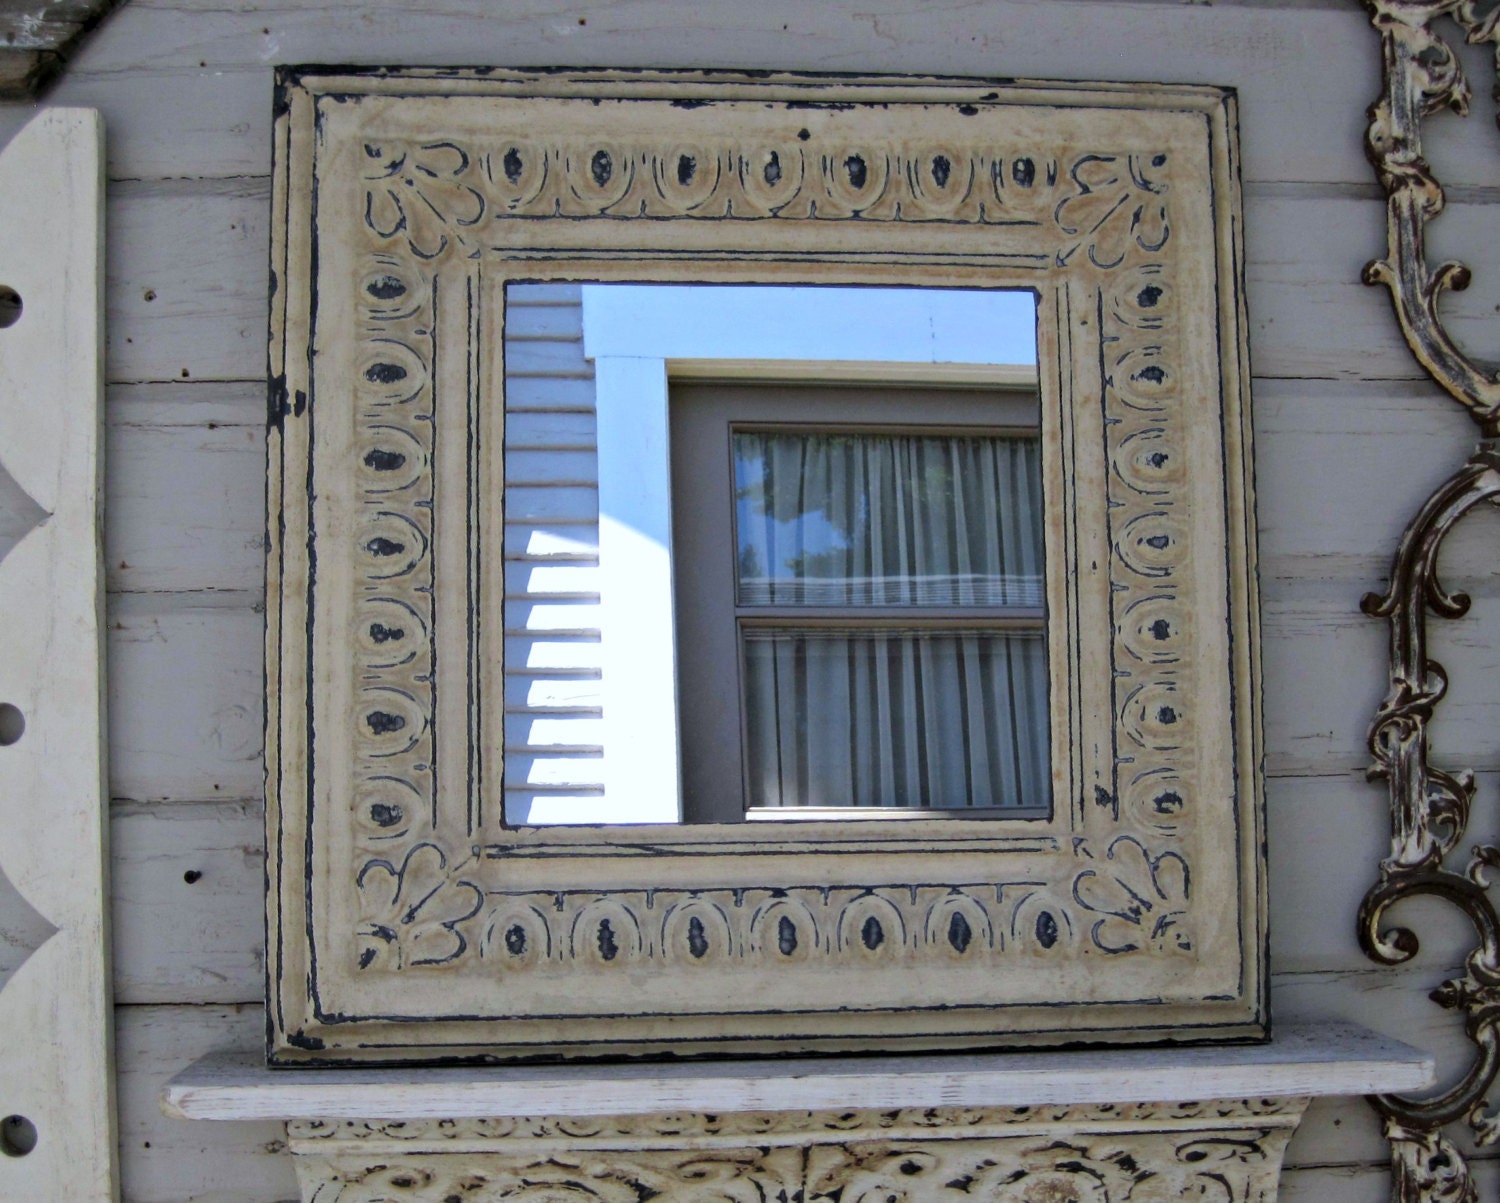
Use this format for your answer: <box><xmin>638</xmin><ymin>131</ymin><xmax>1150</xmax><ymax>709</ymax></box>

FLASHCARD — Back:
<box><xmin>266</xmin><ymin>68</ymin><xmax>1263</xmax><ymax>1061</ymax></box>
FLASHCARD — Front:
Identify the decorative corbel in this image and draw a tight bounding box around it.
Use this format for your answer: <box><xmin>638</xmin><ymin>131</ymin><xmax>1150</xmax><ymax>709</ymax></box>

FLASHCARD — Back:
<box><xmin>1361</xmin><ymin>2</ymin><xmax>1500</xmax><ymax>1199</ymax></box>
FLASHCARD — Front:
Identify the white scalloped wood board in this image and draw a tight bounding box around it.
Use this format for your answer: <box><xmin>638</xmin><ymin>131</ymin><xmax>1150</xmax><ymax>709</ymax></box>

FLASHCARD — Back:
<box><xmin>0</xmin><ymin>107</ymin><xmax>115</xmax><ymax>1202</ymax></box>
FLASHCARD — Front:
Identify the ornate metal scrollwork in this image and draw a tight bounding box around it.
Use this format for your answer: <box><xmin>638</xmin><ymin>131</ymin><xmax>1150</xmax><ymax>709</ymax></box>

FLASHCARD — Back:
<box><xmin>1362</xmin><ymin>2</ymin><xmax>1500</xmax><ymax>1198</ymax></box>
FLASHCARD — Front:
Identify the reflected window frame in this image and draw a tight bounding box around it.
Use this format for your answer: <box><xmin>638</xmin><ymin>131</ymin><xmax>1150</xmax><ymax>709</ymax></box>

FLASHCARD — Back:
<box><xmin>668</xmin><ymin>380</ymin><xmax>1052</xmax><ymax>823</ymax></box>
<box><xmin>572</xmin><ymin>284</ymin><xmax>1042</xmax><ymax>827</ymax></box>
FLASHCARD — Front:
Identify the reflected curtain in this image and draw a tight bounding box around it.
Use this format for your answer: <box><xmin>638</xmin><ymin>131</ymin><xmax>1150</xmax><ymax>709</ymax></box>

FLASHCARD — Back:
<box><xmin>734</xmin><ymin>430</ymin><xmax>1048</xmax><ymax>810</ymax></box>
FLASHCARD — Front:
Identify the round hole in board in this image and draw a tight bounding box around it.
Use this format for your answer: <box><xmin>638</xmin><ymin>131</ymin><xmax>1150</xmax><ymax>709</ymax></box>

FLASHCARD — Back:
<box><xmin>0</xmin><ymin>1115</ymin><xmax>37</xmax><ymax>1157</ymax></box>
<box><xmin>0</xmin><ymin>704</ymin><xmax>23</xmax><ymax>746</ymax></box>
<box><xmin>0</xmin><ymin>287</ymin><xmax>22</xmax><ymax>329</ymax></box>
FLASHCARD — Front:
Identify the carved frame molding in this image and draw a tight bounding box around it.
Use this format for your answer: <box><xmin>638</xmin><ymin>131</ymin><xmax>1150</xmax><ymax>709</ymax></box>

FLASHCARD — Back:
<box><xmin>266</xmin><ymin>68</ymin><xmax>1264</xmax><ymax>1061</ymax></box>
<box><xmin>1360</xmin><ymin>2</ymin><xmax>1500</xmax><ymax>1199</ymax></box>
<box><xmin>280</xmin><ymin>1098</ymin><xmax>1308</xmax><ymax>1203</ymax></box>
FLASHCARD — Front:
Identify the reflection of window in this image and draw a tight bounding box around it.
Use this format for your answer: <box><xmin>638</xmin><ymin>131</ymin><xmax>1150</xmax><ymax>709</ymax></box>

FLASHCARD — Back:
<box><xmin>672</xmin><ymin>383</ymin><xmax>1049</xmax><ymax>823</ymax></box>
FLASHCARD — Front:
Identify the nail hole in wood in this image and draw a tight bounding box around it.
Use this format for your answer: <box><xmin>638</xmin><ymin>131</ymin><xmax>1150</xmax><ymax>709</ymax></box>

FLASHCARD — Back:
<box><xmin>0</xmin><ymin>703</ymin><xmax>24</xmax><ymax>746</ymax></box>
<box><xmin>0</xmin><ymin>286</ymin><xmax>22</xmax><ymax>329</ymax></box>
<box><xmin>1</xmin><ymin>1115</ymin><xmax>36</xmax><ymax>1157</ymax></box>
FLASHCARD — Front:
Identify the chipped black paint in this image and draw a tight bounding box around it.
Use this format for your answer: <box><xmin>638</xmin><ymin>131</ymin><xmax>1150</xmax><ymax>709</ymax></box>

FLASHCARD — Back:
<box><xmin>1013</xmin><ymin>157</ymin><xmax>1036</xmax><ymax>187</ymax></box>
<box><xmin>503</xmin><ymin>147</ymin><xmax>524</xmax><ymax>184</ymax></box>
<box><xmin>505</xmin><ymin>925</ymin><xmax>527</xmax><ymax>956</ymax></box>
<box><xmin>1137</xmin><ymin>284</ymin><xmax>1163</xmax><ymax>308</ymax></box>
<box><xmin>1036</xmin><ymin>911</ymin><xmax>1059</xmax><ymax>949</ymax></box>
<box><xmin>947</xmin><ymin>911</ymin><xmax>972</xmax><ymax>953</ymax></box>
<box><xmin>1134</xmin><ymin>365</ymin><xmax>1167</xmax><ymax>385</ymax></box>
<box><xmin>843</xmin><ymin>154</ymin><xmax>867</xmax><ymax>189</ymax></box>
<box><xmin>365</xmin><ymin>362</ymin><xmax>408</xmax><ymax>385</ymax></box>
<box><xmin>1094</xmin><ymin>786</ymin><xmax>1117</xmax><ymax>817</ymax></box>
<box><xmin>931</xmin><ymin>155</ymin><xmax>952</xmax><ymax>188</ymax></box>
<box><xmin>1154</xmin><ymin>790</ymin><xmax>1184</xmax><ymax>814</ymax></box>
<box><xmin>369</xmin><ymin>802</ymin><xmax>403</xmax><ymax>827</ymax></box>
<box><xmin>861</xmin><ymin>916</ymin><xmax>884</xmax><ymax>950</ymax></box>
<box><xmin>777</xmin><ymin>915</ymin><xmax>798</xmax><ymax>956</ymax></box>
<box><xmin>271</xmin><ymin>71</ymin><xmax>293</xmax><ymax>121</ymax></box>
<box><xmin>597</xmin><ymin>918</ymin><xmax>619</xmax><ymax>961</ymax></box>
<box><xmin>268</xmin><ymin>372</ymin><xmax>290</xmax><ymax>430</ymax></box>
<box><xmin>365</xmin><ymin>711</ymin><xmax>406</xmax><ymax>735</ymax></box>
<box><xmin>367</xmin><ymin>275</ymin><xmax>407</xmax><ymax>301</ymax></box>
<box><xmin>1157</xmin><ymin>706</ymin><xmax>1178</xmax><ymax>725</ymax></box>
<box><xmin>363</xmin><ymin>448</ymin><xmax>407</xmax><ymax>471</ymax></box>
<box><xmin>1145</xmin><ymin>534</ymin><xmax>1170</xmax><ymax>550</ymax></box>
<box><xmin>763</xmin><ymin>150</ymin><xmax>782</xmax><ymax>186</ymax></box>
<box><xmin>369</xmin><ymin>622</ymin><xmax>405</xmax><ymax>644</ymax></box>
<box><xmin>366</xmin><ymin>536</ymin><xmax>405</xmax><ymax>557</ymax></box>
<box><xmin>1150</xmin><ymin>619</ymin><xmax>1172</xmax><ymax>640</ymax></box>
<box><xmin>677</xmin><ymin>154</ymin><xmax>696</xmax><ymax>186</ymax></box>
<box><xmin>591</xmin><ymin>150</ymin><xmax>613</xmax><ymax>188</ymax></box>
<box><xmin>687</xmin><ymin>916</ymin><xmax>709</xmax><ymax>958</ymax></box>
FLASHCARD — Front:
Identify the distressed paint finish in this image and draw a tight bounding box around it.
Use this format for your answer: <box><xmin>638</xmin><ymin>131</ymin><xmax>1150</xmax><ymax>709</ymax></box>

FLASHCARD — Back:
<box><xmin>0</xmin><ymin>108</ymin><xmax>116</xmax><ymax>1200</ymax></box>
<box><xmin>0</xmin><ymin>0</ymin><xmax>122</xmax><ymax>99</ymax></box>
<box><xmin>266</xmin><ymin>68</ymin><xmax>1263</xmax><ymax>1062</ymax></box>
<box><xmin>1359</xmin><ymin>2</ymin><xmax>1500</xmax><ymax>1201</ymax></box>
<box><xmin>281</xmin><ymin>1100</ymin><xmax>1307</xmax><ymax>1203</ymax></box>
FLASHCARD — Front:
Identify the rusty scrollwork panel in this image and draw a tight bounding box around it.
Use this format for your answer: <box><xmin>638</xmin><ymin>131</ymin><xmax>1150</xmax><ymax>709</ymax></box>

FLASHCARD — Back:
<box><xmin>1362</xmin><ymin>2</ymin><xmax>1500</xmax><ymax>1199</ymax></box>
<box><xmin>1364</xmin><ymin>0</ymin><xmax>1500</xmax><ymax>431</ymax></box>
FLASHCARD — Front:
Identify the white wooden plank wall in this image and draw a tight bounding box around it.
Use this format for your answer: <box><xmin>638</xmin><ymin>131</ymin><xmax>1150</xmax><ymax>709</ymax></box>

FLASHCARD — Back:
<box><xmin>503</xmin><ymin>285</ymin><xmax>605</xmax><ymax>821</ymax></box>
<box><xmin>0</xmin><ymin>0</ymin><xmax>1491</xmax><ymax>1197</ymax></box>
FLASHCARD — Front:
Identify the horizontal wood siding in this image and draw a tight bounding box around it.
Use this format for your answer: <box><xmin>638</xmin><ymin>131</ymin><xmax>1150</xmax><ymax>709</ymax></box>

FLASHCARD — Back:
<box><xmin>0</xmin><ymin>0</ymin><xmax>1488</xmax><ymax>1197</ymax></box>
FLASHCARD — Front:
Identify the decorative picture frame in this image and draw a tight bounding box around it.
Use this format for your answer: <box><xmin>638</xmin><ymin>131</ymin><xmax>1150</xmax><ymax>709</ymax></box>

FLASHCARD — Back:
<box><xmin>265</xmin><ymin>67</ymin><xmax>1264</xmax><ymax>1062</ymax></box>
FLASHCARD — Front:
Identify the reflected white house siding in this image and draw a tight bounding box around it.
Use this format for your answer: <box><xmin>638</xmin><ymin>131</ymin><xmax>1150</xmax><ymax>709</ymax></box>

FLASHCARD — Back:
<box><xmin>503</xmin><ymin>283</ymin><xmax>1039</xmax><ymax>825</ymax></box>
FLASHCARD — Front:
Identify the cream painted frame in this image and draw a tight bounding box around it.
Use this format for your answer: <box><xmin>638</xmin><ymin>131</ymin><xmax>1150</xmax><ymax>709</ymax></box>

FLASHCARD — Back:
<box><xmin>266</xmin><ymin>67</ymin><xmax>1263</xmax><ymax>1062</ymax></box>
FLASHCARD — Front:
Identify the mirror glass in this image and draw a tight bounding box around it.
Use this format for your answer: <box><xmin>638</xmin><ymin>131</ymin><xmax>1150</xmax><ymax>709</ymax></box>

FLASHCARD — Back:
<box><xmin>503</xmin><ymin>283</ymin><xmax>1044</xmax><ymax>826</ymax></box>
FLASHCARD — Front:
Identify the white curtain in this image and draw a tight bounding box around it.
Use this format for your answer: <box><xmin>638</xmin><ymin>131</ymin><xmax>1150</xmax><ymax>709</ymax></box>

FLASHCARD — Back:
<box><xmin>734</xmin><ymin>431</ymin><xmax>1048</xmax><ymax>811</ymax></box>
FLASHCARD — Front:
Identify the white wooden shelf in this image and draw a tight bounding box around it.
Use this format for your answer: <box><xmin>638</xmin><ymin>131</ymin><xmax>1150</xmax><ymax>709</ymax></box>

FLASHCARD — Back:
<box><xmin>164</xmin><ymin>1021</ymin><xmax>1432</xmax><ymax>1122</ymax></box>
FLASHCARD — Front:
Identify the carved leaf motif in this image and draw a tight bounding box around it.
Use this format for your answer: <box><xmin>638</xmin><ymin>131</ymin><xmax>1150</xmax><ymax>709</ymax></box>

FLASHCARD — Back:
<box><xmin>286</xmin><ymin>1099</ymin><xmax>1304</xmax><ymax>1148</ymax></box>
<box><xmin>364</xmin><ymin>141</ymin><xmax>488</xmax><ymax>259</ymax></box>
<box><xmin>307</xmin><ymin>1148</ymin><xmax>802</xmax><ymax>1203</ymax></box>
<box><xmin>1053</xmin><ymin>152</ymin><xmax>1170</xmax><ymax>269</ymax></box>
<box><xmin>804</xmin><ymin>1128</ymin><xmax>1287</xmax><ymax>1203</ymax></box>
<box><xmin>356</xmin><ymin>842</ymin><xmax>484</xmax><ymax>970</ymax></box>
<box><xmin>1073</xmin><ymin>836</ymin><xmax>1192</xmax><ymax>954</ymax></box>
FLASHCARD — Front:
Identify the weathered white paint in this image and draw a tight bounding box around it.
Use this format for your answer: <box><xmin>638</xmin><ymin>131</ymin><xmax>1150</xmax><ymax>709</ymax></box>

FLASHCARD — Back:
<box><xmin>164</xmin><ymin>1022</ymin><xmax>1430</xmax><ymax>1120</ymax></box>
<box><xmin>0</xmin><ymin>108</ymin><xmax>117</xmax><ymax>1201</ymax></box>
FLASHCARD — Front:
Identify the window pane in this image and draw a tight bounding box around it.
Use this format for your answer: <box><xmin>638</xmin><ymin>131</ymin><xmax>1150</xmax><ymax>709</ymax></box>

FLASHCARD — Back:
<box><xmin>742</xmin><ymin>628</ymin><xmax>1049</xmax><ymax>810</ymax></box>
<box><xmin>734</xmin><ymin>430</ymin><xmax>1043</xmax><ymax>607</ymax></box>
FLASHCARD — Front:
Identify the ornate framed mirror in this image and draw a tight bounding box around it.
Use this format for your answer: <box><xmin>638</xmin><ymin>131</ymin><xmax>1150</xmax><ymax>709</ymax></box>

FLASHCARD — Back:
<box><xmin>265</xmin><ymin>67</ymin><xmax>1263</xmax><ymax>1062</ymax></box>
